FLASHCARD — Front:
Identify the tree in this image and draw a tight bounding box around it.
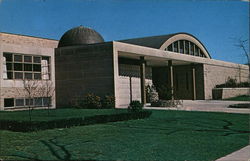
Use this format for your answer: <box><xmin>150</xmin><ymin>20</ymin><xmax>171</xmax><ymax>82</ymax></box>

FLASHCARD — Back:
<box><xmin>21</xmin><ymin>79</ymin><xmax>40</xmax><ymax>121</ymax></box>
<box><xmin>235</xmin><ymin>38</ymin><xmax>250</xmax><ymax>80</ymax></box>
<box><xmin>40</xmin><ymin>78</ymin><xmax>55</xmax><ymax>115</ymax></box>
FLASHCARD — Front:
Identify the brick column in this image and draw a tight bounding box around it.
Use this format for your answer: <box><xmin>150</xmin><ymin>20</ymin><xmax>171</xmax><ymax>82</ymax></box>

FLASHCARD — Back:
<box><xmin>168</xmin><ymin>60</ymin><xmax>174</xmax><ymax>101</ymax></box>
<box><xmin>140</xmin><ymin>56</ymin><xmax>146</xmax><ymax>105</ymax></box>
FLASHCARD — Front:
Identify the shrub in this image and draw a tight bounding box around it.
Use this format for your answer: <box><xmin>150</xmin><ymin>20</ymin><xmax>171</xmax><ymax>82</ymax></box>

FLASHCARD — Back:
<box><xmin>128</xmin><ymin>100</ymin><xmax>143</xmax><ymax>112</ymax></box>
<box><xmin>146</xmin><ymin>84</ymin><xmax>159</xmax><ymax>103</ymax></box>
<box><xmin>102</xmin><ymin>95</ymin><xmax>115</xmax><ymax>109</ymax></box>
<box><xmin>215</xmin><ymin>77</ymin><xmax>250</xmax><ymax>88</ymax></box>
<box><xmin>0</xmin><ymin>111</ymin><xmax>152</xmax><ymax>132</ymax></box>
<box><xmin>80</xmin><ymin>93</ymin><xmax>101</xmax><ymax>109</ymax></box>
<box><xmin>225</xmin><ymin>77</ymin><xmax>237</xmax><ymax>87</ymax></box>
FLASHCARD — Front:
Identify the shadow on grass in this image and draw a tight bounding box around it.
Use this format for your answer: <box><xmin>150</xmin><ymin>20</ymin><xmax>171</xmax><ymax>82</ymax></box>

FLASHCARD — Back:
<box><xmin>107</xmin><ymin>118</ymin><xmax>250</xmax><ymax>136</ymax></box>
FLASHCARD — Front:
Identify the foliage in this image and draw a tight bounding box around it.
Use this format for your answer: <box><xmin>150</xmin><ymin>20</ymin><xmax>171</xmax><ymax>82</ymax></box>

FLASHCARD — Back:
<box><xmin>128</xmin><ymin>100</ymin><xmax>143</xmax><ymax>112</ymax></box>
<box><xmin>228</xmin><ymin>103</ymin><xmax>250</xmax><ymax>109</ymax></box>
<box><xmin>0</xmin><ymin>110</ymin><xmax>152</xmax><ymax>132</ymax></box>
<box><xmin>39</xmin><ymin>79</ymin><xmax>55</xmax><ymax>116</ymax></box>
<box><xmin>216</xmin><ymin>77</ymin><xmax>250</xmax><ymax>88</ymax></box>
<box><xmin>80</xmin><ymin>93</ymin><xmax>102</xmax><ymax>109</ymax></box>
<box><xmin>19</xmin><ymin>79</ymin><xmax>41</xmax><ymax>121</ymax></box>
<box><xmin>146</xmin><ymin>84</ymin><xmax>159</xmax><ymax>103</ymax></box>
<box><xmin>151</xmin><ymin>99</ymin><xmax>183</xmax><ymax>107</ymax></box>
<box><xmin>72</xmin><ymin>94</ymin><xmax>116</xmax><ymax>109</ymax></box>
<box><xmin>157</xmin><ymin>85</ymin><xmax>172</xmax><ymax>100</ymax></box>
<box><xmin>101</xmin><ymin>95</ymin><xmax>115</xmax><ymax>109</ymax></box>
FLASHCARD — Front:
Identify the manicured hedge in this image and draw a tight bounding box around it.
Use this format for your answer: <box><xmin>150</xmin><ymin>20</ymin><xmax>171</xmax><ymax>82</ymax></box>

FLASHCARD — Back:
<box><xmin>0</xmin><ymin>111</ymin><xmax>152</xmax><ymax>132</ymax></box>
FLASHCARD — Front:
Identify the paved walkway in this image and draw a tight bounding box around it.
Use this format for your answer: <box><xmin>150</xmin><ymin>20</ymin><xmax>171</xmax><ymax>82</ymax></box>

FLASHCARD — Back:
<box><xmin>216</xmin><ymin>145</ymin><xmax>250</xmax><ymax>161</ymax></box>
<box><xmin>145</xmin><ymin>100</ymin><xmax>250</xmax><ymax>114</ymax></box>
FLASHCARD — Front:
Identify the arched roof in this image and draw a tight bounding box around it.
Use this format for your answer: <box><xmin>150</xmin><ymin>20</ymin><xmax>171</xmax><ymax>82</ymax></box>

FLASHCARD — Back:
<box><xmin>58</xmin><ymin>26</ymin><xmax>104</xmax><ymax>48</ymax></box>
<box><xmin>120</xmin><ymin>33</ymin><xmax>211</xmax><ymax>58</ymax></box>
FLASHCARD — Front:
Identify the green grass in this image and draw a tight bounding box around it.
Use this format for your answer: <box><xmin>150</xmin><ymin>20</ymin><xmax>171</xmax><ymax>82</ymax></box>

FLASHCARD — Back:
<box><xmin>0</xmin><ymin>110</ymin><xmax>249</xmax><ymax>161</ymax></box>
<box><xmin>224</xmin><ymin>95</ymin><xmax>250</xmax><ymax>101</ymax></box>
<box><xmin>0</xmin><ymin>108</ymin><xmax>126</xmax><ymax>121</ymax></box>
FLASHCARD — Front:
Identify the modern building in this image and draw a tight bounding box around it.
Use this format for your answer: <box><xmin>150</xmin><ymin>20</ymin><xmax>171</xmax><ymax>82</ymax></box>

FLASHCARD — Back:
<box><xmin>0</xmin><ymin>26</ymin><xmax>249</xmax><ymax>110</ymax></box>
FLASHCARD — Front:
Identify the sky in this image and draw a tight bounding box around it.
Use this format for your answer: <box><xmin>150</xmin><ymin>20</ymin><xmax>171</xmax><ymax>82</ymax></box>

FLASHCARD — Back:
<box><xmin>0</xmin><ymin>0</ymin><xmax>249</xmax><ymax>64</ymax></box>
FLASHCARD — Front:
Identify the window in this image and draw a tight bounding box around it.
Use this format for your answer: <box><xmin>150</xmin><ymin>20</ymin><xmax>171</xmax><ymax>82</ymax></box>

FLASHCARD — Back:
<box><xmin>190</xmin><ymin>43</ymin><xmax>194</xmax><ymax>55</ymax></box>
<box><xmin>166</xmin><ymin>40</ymin><xmax>207</xmax><ymax>58</ymax></box>
<box><xmin>4</xmin><ymin>97</ymin><xmax>52</xmax><ymax>108</ymax></box>
<box><xmin>24</xmin><ymin>73</ymin><xmax>32</xmax><ymax>79</ymax></box>
<box><xmin>14</xmin><ymin>55</ymin><xmax>22</xmax><ymax>62</ymax></box>
<box><xmin>25</xmin><ymin>98</ymin><xmax>34</xmax><ymax>106</ymax></box>
<box><xmin>174</xmin><ymin>41</ymin><xmax>178</xmax><ymax>52</ymax></box>
<box><xmin>194</xmin><ymin>45</ymin><xmax>199</xmax><ymax>56</ymax></box>
<box><xmin>24</xmin><ymin>56</ymin><xmax>32</xmax><ymax>62</ymax></box>
<box><xmin>3</xmin><ymin>53</ymin><xmax>51</xmax><ymax>80</ymax></box>
<box><xmin>179</xmin><ymin>40</ymin><xmax>184</xmax><ymax>54</ymax></box>
<box><xmin>16</xmin><ymin>98</ymin><xmax>25</xmax><ymax>107</ymax></box>
<box><xmin>4</xmin><ymin>98</ymin><xmax>14</xmax><ymax>107</ymax></box>
<box><xmin>185</xmin><ymin>41</ymin><xmax>189</xmax><ymax>54</ymax></box>
<box><xmin>167</xmin><ymin>45</ymin><xmax>173</xmax><ymax>51</ymax></box>
<box><xmin>34</xmin><ymin>98</ymin><xmax>43</xmax><ymax>107</ymax></box>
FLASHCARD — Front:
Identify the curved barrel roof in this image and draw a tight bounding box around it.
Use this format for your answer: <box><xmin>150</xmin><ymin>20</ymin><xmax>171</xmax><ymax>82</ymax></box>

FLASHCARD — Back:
<box><xmin>120</xmin><ymin>33</ymin><xmax>211</xmax><ymax>58</ymax></box>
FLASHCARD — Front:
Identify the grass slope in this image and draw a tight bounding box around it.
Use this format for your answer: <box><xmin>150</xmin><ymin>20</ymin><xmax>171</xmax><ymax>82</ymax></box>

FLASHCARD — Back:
<box><xmin>0</xmin><ymin>110</ymin><xmax>249</xmax><ymax>161</ymax></box>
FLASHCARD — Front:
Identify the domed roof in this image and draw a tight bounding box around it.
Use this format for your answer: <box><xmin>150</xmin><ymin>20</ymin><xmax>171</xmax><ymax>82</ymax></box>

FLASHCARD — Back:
<box><xmin>58</xmin><ymin>26</ymin><xmax>104</xmax><ymax>47</ymax></box>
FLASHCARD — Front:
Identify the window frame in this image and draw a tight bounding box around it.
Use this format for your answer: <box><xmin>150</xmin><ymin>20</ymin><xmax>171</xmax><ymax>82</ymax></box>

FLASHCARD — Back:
<box><xmin>3</xmin><ymin>52</ymin><xmax>51</xmax><ymax>80</ymax></box>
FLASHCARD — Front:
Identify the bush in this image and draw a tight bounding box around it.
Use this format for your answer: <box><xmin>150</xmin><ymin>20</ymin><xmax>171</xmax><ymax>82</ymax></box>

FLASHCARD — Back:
<box><xmin>102</xmin><ymin>95</ymin><xmax>115</xmax><ymax>109</ymax></box>
<box><xmin>0</xmin><ymin>111</ymin><xmax>152</xmax><ymax>132</ymax></box>
<box><xmin>225</xmin><ymin>77</ymin><xmax>237</xmax><ymax>87</ymax></box>
<box><xmin>146</xmin><ymin>84</ymin><xmax>159</xmax><ymax>103</ymax></box>
<box><xmin>216</xmin><ymin>77</ymin><xmax>250</xmax><ymax>88</ymax></box>
<box><xmin>128</xmin><ymin>100</ymin><xmax>143</xmax><ymax>112</ymax></box>
<box><xmin>80</xmin><ymin>93</ymin><xmax>102</xmax><ymax>109</ymax></box>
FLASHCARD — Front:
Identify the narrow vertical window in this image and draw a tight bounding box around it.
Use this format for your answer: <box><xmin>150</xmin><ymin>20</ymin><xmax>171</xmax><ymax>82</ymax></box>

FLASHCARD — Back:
<box><xmin>167</xmin><ymin>45</ymin><xmax>173</xmax><ymax>51</ymax></box>
<box><xmin>190</xmin><ymin>43</ymin><xmax>194</xmax><ymax>55</ymax></box>
<box><xmin>179</xmin><ymin>40</ymin><xmax>184</xmax><ymax>53</ymax></box>
<box><xmin>174</xmin><ymin>41</ymin><xmax>178</xmax><ymax>52</ymax></box>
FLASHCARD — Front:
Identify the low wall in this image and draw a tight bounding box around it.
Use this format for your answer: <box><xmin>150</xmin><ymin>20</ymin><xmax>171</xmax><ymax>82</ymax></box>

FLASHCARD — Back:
<box><xmin>212</xmin><ymin>88</ymin><xmax>250</xmax><ymax>99</ymax></box>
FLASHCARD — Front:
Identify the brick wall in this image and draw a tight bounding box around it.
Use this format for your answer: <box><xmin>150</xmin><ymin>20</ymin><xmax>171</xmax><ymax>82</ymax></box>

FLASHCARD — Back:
<box><xmin>204</xmin><ymin>64</ymin><xmax>249</xmax><ymax>99</ymax></box>
<box><xmin>55</xmin><ymin>43</ymin><xmax>115</xmax><ymax>107</ymax></box>
<box><xmin>0</xmin><ymin>33</ymin><xmax>58</xmax><ymax>48</ymax></box>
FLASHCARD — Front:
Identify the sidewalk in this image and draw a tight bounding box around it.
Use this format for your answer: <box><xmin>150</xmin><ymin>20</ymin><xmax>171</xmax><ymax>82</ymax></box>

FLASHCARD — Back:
<box><xmin>145</xmin><ymin>100</ymin><xmax>250</xmax><ymax>114</ymax></box>
<box><xmin>216</xmin><ymin>145</ymin><xmax>250</xmax><ymax>161</ymax></box>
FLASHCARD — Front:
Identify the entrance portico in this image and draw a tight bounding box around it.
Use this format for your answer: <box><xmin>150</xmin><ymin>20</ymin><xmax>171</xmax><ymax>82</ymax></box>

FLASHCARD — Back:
<box><xmin>113</xmin><ymin>41</ymin><xmax>207</xmax><ymax>107</ymax></box>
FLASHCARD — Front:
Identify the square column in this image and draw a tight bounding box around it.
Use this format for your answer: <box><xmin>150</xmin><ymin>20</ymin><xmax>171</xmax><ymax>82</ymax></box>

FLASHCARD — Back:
<box><xmin>192</xmin><ymin>64</ymin><xmax>196</xmax><ymax>100</ymax></box>
<box><xmin>168</xmin><ymin>60</ymin><xmax>174</xmax><ymax>101</ymax></box>
<box><xmin>140</xmin><ymin>56</ymin><xmax>146</xmax><ymax>105</ymax></box>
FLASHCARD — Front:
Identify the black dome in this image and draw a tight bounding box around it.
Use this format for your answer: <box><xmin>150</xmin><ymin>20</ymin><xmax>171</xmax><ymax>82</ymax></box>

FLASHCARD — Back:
<box><xmin>58</xmin><ymin>26</ymin><xmax>104</xmax><ymax>47</ymax></box>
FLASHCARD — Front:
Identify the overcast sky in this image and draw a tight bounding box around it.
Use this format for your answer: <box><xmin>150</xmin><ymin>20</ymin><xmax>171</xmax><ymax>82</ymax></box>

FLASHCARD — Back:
<box><xmin>0</xmin><ymin>0</ymin><xmax>249</xmax><ymax>64</ymax></box>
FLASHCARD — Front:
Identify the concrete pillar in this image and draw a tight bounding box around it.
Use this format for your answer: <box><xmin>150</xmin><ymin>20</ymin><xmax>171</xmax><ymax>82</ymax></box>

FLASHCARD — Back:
<box><xmin>140</xmin><ymin>56</ymin><xmax>146</xmax><ymax>105</ymax></box>
<box><xmin>168</xmin><ymin>60</ymin><xmax>174</xmax><ymax>101</ymax></box>
<box><xmin>192</xmin><ymin>64</ymin><xmax>196</xmax><ymax>100</ymax></box>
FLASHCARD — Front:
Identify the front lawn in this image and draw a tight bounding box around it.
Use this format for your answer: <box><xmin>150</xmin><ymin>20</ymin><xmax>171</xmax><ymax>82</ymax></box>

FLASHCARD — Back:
<box><xmin>224</xmin><ymin>95</ymin><xmax>250</xmax><ymax>101</ymax></box>
<box><xmin>0</xmin><ymin>110</ymin><xmax>249</xmax><ymax>161</ymax></box>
